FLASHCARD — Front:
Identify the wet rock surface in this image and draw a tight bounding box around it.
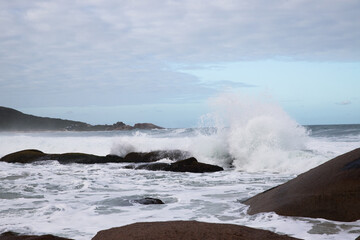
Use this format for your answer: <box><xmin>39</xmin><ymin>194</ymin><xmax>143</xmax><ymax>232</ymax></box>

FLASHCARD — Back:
<box><xmin>243</xmin><ymin>148</ymin><xmax>360</xmax><ymax>222</ymax></box>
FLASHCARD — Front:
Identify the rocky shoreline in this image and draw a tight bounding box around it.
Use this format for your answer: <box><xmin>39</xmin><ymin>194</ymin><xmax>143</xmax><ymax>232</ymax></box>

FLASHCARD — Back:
<box><xmin>1</xmin><ymin>148</ymin><xmax>359</xmax><ymax>239</ymax></box>
<box><xmin>0</xmin><ymin>149</ymin><xmax>223</xmax><ymax>173</ymax></box>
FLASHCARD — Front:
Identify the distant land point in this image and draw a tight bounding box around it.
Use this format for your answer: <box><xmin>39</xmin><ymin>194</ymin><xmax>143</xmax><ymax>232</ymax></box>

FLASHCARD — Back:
<box><xmin>0</xmin><ymin>106</ymin><xmax>163</xmax><ymax>131</ymax></box>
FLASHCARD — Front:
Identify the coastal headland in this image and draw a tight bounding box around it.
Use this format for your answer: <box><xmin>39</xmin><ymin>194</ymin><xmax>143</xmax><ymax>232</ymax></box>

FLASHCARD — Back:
<box><xmin>0</xmin><ymin>106</ymin><xmax>163</xmax><ymax>131</ymax></box>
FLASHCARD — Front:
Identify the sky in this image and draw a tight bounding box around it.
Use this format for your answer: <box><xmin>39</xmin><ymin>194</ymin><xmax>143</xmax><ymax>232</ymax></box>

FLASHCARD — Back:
<box><xmin>0</xmin><ymin>0</ymin><xmax>359</xmax><ymax>127</ymax></box>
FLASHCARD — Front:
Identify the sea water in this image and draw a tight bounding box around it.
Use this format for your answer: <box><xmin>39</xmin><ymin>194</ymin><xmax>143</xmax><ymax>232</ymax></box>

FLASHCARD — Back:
<box><xmin>0</xmin><ymin>96</ymin><xmax>360</xmax><ymax>240</ymax></box>
<box><xmin>0</xmin><ymin>125</ymin><xmax>359</xmax><ymax>240</ymax></box>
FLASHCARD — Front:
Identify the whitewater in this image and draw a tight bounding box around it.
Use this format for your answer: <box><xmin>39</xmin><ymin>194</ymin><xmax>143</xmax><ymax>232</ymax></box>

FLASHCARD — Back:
<box><xmin>0</xmin><ymin>96</ymin><xmax>359</xmax><ymax>239</ymax></box>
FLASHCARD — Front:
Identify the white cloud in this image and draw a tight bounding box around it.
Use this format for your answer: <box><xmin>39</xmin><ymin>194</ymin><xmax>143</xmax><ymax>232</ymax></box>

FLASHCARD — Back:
<box><xmin>0</xmin><ymin>0</ymin><xmax>359</xmax><ymax>108</ymax></box>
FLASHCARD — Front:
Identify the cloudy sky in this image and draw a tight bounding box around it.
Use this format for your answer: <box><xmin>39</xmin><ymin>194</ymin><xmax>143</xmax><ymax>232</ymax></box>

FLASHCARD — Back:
<box><xmin>1</xmin><ymin>0</ymin><xmax>359</xmax><ymax>127</ymax></box>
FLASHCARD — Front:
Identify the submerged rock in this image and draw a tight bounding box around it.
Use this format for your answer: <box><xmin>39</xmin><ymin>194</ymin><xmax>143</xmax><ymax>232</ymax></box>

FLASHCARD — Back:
<box><xmin>91</xmin><ymin>221</ymin><xmax>300</xmax><ymax>240</ymax></box>
<box><xmin>0</xmin><ymin>231</ymin><xmax>73</xmax><ymax>240</ymax></box>
<box><xmin>243</xmin><ymin>148</ymin><xmax>360</xmax><ymax>222</ymax></box>
<box><xmin>133</xmin><ymin>197</ymin><xmax>164</xmax><ymax>205</ymax></box>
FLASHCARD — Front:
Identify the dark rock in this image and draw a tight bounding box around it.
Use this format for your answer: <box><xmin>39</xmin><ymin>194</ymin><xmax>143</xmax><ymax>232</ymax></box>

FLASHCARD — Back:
<box><xmin>135</xmin><ymin>162</ymin><xmax>170</xmax><ymax>171</ymax></box>
<box><xmin>0</xmin><ymin>150</ymin><xmax>223</xmax><ymax>173</ymax></box>
<box><xmin>0</xmin><ymin>150</ymin><xmax>123</xmax><ymax>164</ymax></box>
<box><xmin>111</xmin><ymin>121</ymin><xmax>133</xmax><ymax>130</ymax></box>
<box><xmin>342</xmin><ymin>157</ymin><xmax>360</xmax><ymax>170</ymax></box>
<box><xmin>243</xmin><ymin>148</ymin><xmax>360</xmax><ymax>222</ymax></box>
<box><xmin>91</xmin><ymin>221</ymin><xmax>300</xmax><ymax>240</ymax></box>
<box><xmin>135</xmin><ymin>157</ymin><xmax>223</xmax><ymax>173</ymax></box>
<box><xmin>104</xmin><ymin>154</ymin><xmax>125</xmax><ymax>162</ymax></box>
<box><xmin>49</xmin><ymin>153</ymin><xmax>107</xmax><ymax>164</ymax></box>
<box><xmin>0</xmin><ymin>149</ymin><xmax>47</xmax><ymax>163</ymax></box>
<box><xmin>168</xmin><ymin>157</ymin><xmax>223</xmax><ymax>173</ymax></box>
<box><xmin>0</xmin><ymin>231</ymin><xmax>73</xmax><ymax>240</ymax></box>
<box><xmin>123</xmin><ymin>152</ymin><xmax>149</xmax><ymax>162</ymax></box>
<box><xmin>133</xmin><ymin>197</ymin><xmax>164</xmax><ymax>205</ymax></box>
<box><xmin>133</xmin><ymin>123</ymin><xmax>164</xmax><ymax>130</ymax></box>
<box><xmin>123</xmin><ymin>150</ymin><xmax>191</xmax><ymax>163</ymax></box>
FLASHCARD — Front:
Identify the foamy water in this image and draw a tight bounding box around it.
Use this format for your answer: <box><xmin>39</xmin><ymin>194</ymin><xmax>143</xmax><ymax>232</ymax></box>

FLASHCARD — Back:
<box><xmin>0</xmin><ymin>126</ymin><xmax>359</xmax><ymax>240</ymax></box>
<box><xmin>1</xmin><ymin>95</ymin><xmax>360</xmax><ymax>239</ymax></box>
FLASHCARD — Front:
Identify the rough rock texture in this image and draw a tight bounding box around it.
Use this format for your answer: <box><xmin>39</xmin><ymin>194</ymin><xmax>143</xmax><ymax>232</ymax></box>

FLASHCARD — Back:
<box><xmin>0</xmin><ymin>231</ymin><xmax>73</xmax><ymax>240</ymax></box>
<box><xmin>243</xmin><ymin>148</ymin><xmax>360</xmax><ymax>222</ymax></box>
<box><xmin>91</xmin><ymin>221</ymin><xmax>300</xmax><ymax>240</ymax></box>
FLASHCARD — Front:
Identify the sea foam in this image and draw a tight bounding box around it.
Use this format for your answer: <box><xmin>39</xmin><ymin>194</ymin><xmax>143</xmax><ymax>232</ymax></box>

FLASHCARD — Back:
<box><xmin>0</xmin><ymin>93</ymin><xmax>353</xmax><ymax>174</ymax></box>
<box><xmin>198</xmin><ymin>92</ymin><xmax>313</xmax><ymax>173</ymax></box>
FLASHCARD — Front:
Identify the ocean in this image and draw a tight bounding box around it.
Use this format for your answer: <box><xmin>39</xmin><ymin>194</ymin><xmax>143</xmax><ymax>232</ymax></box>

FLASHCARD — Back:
<box><xmin>0</xmin><ymin>124</ymin><xmax>359</xmax><ymax>239</ymax></box>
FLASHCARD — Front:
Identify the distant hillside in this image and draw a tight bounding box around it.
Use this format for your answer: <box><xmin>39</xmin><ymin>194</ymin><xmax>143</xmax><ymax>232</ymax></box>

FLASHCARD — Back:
<box><xmin>0</xmin><ymin>106</ymin><xmax>163</xmax><ymax>131</ymax></box>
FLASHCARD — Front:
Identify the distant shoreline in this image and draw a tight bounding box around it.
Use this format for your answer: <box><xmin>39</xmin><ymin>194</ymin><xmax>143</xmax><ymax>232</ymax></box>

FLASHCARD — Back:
<box><xmin>0</xmin><ymin>106</ymin><xmax>163</xmax><ymax>132</ymax></box>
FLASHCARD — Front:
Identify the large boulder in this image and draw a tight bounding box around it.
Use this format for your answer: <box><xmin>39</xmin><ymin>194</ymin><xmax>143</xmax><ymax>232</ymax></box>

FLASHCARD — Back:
<box><xmin>243</xmin><ymin>148</ymin><xmax>360</xmax><ymax>222</ymax></box>
<box><xmin>0</xmin><ymin>231</ymin><xmax>72</xmax><ymax>240</ymax></box>
<box><xmin>0</xmin><ymin>149</ymin><xmax>47</xmax><ymax>163</ymax></box>
<box><xmin>91</xmin><ymin>221</ymin><xmax>300</xmax><ymax>240</ymax></box>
